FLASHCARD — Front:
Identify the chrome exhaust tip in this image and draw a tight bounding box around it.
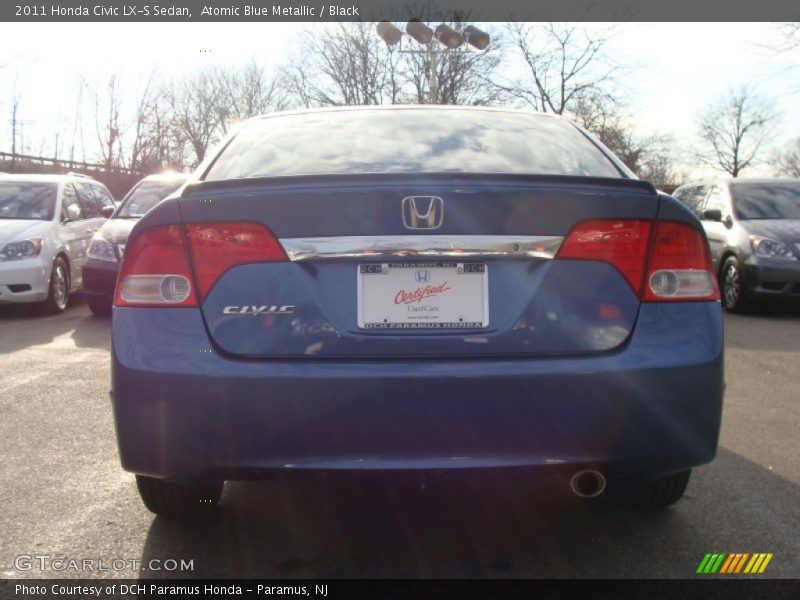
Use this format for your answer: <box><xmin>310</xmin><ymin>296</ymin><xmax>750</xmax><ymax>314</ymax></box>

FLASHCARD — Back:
<box><xmin>569</xmin><ymin>470</ymin><xmax>607</xmax><ymax>498</ymax></box>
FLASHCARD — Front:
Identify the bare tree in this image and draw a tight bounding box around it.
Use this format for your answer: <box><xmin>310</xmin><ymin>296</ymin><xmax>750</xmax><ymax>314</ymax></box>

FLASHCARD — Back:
<box><xmin>595</xmin><ymin>124</ymin><xmax>682</xmax><ymax>189</ymax></box>
<box><xmin>167</xmin><ymin>66</ymin><xmax>228</xmax><ymax>165</ymax></box>
<box><xmin>128</xmin><ymin>71</ymin><xmax>158</xmax><ymax>172</ymax></box>
<box><xmin>123</xmin><ymin>58</ymin><xmax>284</xmax><ymax>170</ymax></box>
<box><xmin>772</xmin><ymin>22</ymin><xmax>800</xmax><ymax>51</ymax></box>
<box><xmin>569</xmin><ymin>91</ymin><xmax>683</xmax><ymax>188</ymax></box>
<box><xmin>284</xmin><ymin>23</ymin><xmax>402</xmax><ymax>106</ymax></box>
<box><xmin>127</xmin><ymin>72</ymin><xmax>186</xmax><ymax>172</ymax></box>
<box><xmin>88</xmin><ymin>74</ymin><xmax>124</xmax><ymax>170</ymax></box>
<box><xmin>281</xmin><ymin>59</ymin><xmax>317</xmax><ymax>109</ymax></box>
<box><xmin>401</xmin><ymin>23</ymin><xmax>505</xmax><ymax>105</ymax></box>
<box><xmin>69</xmin><ymin>80</ymin><xmax>87</xmax><ymax>165</ymax></box>
<box><xmin>218</xmin><ymin>58</ymin><xmax>288</xmax><ymax>132</ymax></box>
<box><xmin>141</xmin><ymin>94</ymin><xmax>187</xmax><ymax>171</ymax></box>
<box><xmin>772</xmin><ymin>137</ymin><xmax>800</xmax><ymax>177</ymax></box>
<box><xmin>9</xmin><ymin>84</ymin><xmax>21</xmax><ymax>158</ymax></box>
<box><xmin>6</xmin><ymin>73</ymin><xmax>37</xmax><ymax>161</ymax></box>
<box><xmin>696</xmin><ymin>85</ymin><xmax>779</xmax><ymax>177</ymax></box>
<box><xmin>501</xmin><ymin>23</ymin><xmax>622</xmax><ymax>115</ymax></box>
<box><xmin>283</xmin><ymin>22</ymin><xmax>505</xmax><ymax>107</ymax></box>
<box><xmin>636</xmin><ymin>134</ymin><xmax>686</xmax><ymax>189</ymax></box>
<box><xmin>762</xmin><ymin>23</ymin><xmax>800</xmax><ymax>88</ymax></box>
<box><xmin>570</xmin><ymin>88</ymin><xmax>621</xmax><ymax>135</ymax></box>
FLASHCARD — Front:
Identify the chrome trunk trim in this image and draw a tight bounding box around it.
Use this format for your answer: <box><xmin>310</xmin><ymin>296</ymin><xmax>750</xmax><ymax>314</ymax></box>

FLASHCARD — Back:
<box><xmin>280</xmin><ymin>235</ymin><xmax>563</xmax><ymax>261</ymax></box>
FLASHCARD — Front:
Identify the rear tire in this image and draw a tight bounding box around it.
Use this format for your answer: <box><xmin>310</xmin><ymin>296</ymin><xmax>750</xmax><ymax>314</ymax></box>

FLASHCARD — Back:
<box><xmin>614</xmin><ymin>469</ymin><xmax>691</xmax><ymax>509</ymax></box>
<box><xmin>720</xmin><ymin>256</ymin><xmax>753</xmax><ymax>313</ymax></box>
<box><xmin>135</xmin><ymin>475</ymin><xmax>223</xmax><ymax>518</ymax></box>
<box><xmin>43</xmin><ymin>257</ymin><xmax>69</xmax><ymax>315</ymax></box>
<box><xmin>87</xmin><ymin>296</ymin><xmax>112</xmax><ymax>316</ymax></box>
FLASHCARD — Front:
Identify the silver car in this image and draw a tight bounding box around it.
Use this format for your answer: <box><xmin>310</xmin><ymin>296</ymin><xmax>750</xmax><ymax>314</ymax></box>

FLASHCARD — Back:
<box><xmin>673</xmin><ymin>178</ymin><xmax>800</xmax><ymax>312</ymax></box>
<box><xmin>0</xmin><ymin>173</ymin><xmax>115</xmax><ymax>313</ymax></box>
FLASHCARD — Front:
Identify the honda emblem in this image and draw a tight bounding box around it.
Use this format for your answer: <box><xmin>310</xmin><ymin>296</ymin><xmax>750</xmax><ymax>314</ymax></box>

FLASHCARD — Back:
<box><xmin>402</xmin><ymin>196</ymin><xmax>444</xmax><ymax>230</ymax></box>
<box><xmin>415</xmin><ymin>270</ymin><xmax>431</xmax><ymax>283</ymax></box>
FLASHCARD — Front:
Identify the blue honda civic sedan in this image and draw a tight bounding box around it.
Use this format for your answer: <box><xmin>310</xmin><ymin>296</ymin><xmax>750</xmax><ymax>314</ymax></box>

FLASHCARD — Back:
<box><xmin>111</xmin><ymin>107</ymin><xmax>724</xmax><ymax>516</ymax></box>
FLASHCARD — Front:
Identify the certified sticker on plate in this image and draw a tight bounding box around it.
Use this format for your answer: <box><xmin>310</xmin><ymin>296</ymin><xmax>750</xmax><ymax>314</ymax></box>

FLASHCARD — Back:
<box><xmin>357</xmin><ymin>262</ymin><xmax>488</xmax><ymax>329</ymax></box>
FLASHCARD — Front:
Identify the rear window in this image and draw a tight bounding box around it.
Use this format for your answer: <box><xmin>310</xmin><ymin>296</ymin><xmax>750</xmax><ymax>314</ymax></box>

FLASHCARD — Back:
<box><xmin>203</xmin><ymin>109</ymin><xmax>622</xmax><ymax>181</ymax></box>
<box><xmin>0</xmin><ymin>182</ymin><xmax>58</xmax><ymax>220</ymax></box>
<box><xmin>732</xmin><ymin>182</ymin><xmax>800</xmax><ymax>220</ymax></box>
<box><xmin>117</xmin><ymin>179</ymin><xmax>186</xmax><ymax>218</ymax></box>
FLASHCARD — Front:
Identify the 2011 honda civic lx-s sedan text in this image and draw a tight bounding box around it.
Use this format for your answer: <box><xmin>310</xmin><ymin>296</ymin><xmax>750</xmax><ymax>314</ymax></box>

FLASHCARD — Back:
<box><xmin>110</xmin><ymin>107</ymin><xmax>724</xmax><ymax>517</ymax></box>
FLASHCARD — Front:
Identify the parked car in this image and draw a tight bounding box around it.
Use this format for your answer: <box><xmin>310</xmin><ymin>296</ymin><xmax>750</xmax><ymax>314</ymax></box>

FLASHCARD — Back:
<box><xmin>673</xmin><ymin>178</ymin><xmax>800</xmax><ymax>312</ymax></box>
<box><xmin>82</xmin><ymin>173</ymin><xmax>188</xmax><ymax>315</ymax></box>
<box><xmin>0</xmin><ymin>173</ymin><xmax>114</xmax><ymax>313</ymax></box>
<box><xmin>111</xmin><ymin>107</ymin><xmax>724</xmax><ymax>517</ymax></box>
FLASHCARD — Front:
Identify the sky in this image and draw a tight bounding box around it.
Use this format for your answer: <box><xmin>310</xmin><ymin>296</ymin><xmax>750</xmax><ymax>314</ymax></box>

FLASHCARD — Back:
<box><xmin>1</xmin><ymin>21</ymin><xmax>798</xmax><ymax>179</ymax></box>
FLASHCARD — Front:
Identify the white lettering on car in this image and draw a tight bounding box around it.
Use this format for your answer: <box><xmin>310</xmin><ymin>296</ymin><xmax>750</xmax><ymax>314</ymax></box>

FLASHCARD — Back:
<box><xmin>223</xmin><ymin>305</ymin><xmax>295</xmax><ymax>316</ymax></box>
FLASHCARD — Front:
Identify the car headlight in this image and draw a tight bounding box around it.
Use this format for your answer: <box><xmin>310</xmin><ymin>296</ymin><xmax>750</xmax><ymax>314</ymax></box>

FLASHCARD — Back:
<box><xmin>0</xmin><ymin>238</ymin><xmax>43</xmax><ymax>261</ymax></box>
<box><xmin>749</xmin><ymin>236</ymin><xmax>799</xmax><ymax>261</ymax></box>
<box><xmin>87</xmin><ymin>236</ymin><xmax>117</xmax><ymax>262</ymax></box>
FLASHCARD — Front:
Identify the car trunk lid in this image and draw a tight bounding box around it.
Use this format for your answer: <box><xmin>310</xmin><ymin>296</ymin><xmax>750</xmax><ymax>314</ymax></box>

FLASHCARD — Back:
<box><xmin>177</xmin><ymin>174</ymin><xmax>660</xmax><ymax>358</ymax></box>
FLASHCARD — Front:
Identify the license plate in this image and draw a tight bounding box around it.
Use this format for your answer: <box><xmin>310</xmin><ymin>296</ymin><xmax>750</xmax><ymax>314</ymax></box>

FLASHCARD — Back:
<box><xmin>357</xmin><ymin>262</ymin><xmax>488</xmax><ymax>329</ymax></box>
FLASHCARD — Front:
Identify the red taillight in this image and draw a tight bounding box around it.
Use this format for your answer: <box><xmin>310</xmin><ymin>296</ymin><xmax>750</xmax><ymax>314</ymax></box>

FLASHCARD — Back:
<box><xmin>643</xmin><ymin>221</ymin><xmax>719</xmax><ymax>302</ymax></box>
<box><xmin>114</xmin><ymin>225</ymin><xmax>198</xmax><ymax>307</ymax></box>
<box><xmin>557</xmin><ymin>219</ymin><xmax>719</xmax><ymax>302</ymax></box>
<box><xmin>114</xmin><ymin>222</ymin><xmax>287</xmax><ymax>307</ymax></box>
<box><xmin>557</xmin><ymin>220</ymin><xmax>652</xmax><ymax>294</ymax></box>
<box><xmin>185</xmin><ymin>222</ymin><xmax>286</xmax><ymax>299</ymax></box>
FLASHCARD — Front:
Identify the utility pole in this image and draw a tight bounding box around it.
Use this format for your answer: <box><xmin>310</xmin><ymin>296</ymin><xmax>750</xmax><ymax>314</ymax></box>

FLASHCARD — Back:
<box><xmin>376</xmin><ymin>21</ymin><xmax>489</xmax><ymax>105</ymax></box>
<box><xmin>8</xmin><ymin>100</ymin><xmax>33</xmax><ymax>172</ymax></box>
<box><xmin>11</xmin><ymin>99</ymin><xmax>18</xmax><ymax>165</ymax></box>
<box><xmin>428</xmin><ymin>42</ymin><xmax>438</xmax><ymax>104</ymax></box>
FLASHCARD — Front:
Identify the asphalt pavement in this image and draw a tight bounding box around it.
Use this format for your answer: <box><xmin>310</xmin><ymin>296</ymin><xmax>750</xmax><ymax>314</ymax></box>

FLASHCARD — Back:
<box><xmin>0</xmin><ymin>296</ymin><xmax>798</xmax><ymax>579</ymax></box>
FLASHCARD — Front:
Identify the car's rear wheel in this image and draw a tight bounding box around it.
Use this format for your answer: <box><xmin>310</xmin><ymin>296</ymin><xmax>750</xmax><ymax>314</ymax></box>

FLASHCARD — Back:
<box><xmin>43</xmin><ymin>257</ymin><xmax>69</xmax><ymax>314</ymax></box>
<box><xmin>135</xmin><ymin>475</ymin><xmax>223</xmax><ymax>518</ymax></box>
<box><xmin>87</xmin><ymin>296</ymin><xmax>112</xmax><ymax>316</ymax></box>
<box><xmin>720</xmin><ymin>256</ymin><xmax>753</xmax><ymax>313</ymax></box>
<box><xmin>613</xmin><ymin>469</ymin><xmax>691</xmax><ymax>509</ymax></box>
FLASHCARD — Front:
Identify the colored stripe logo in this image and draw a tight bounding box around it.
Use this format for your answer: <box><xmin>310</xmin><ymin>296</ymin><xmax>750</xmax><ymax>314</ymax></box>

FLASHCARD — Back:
<box><xmin>697</xmin><ymin>553</ymin><xmax>773</xmax><ymax>574</ymax></box>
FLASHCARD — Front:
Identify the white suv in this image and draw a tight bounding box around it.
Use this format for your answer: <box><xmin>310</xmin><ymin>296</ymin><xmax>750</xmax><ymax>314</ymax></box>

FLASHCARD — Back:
<box><xmin>0</xmin><ymin>173</ymin><xmax>115</xmax><ymax>313</ymax></box>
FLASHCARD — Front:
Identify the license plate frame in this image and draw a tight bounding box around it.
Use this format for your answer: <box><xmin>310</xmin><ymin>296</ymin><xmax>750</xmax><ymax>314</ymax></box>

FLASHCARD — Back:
<box><xmin>357</xmin><ymin>261</ymin><xmax>489</xmax><ymax>330</ymax></box>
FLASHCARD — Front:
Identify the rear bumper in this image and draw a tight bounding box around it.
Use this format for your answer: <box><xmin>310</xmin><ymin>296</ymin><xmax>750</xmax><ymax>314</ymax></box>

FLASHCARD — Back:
<box><xmin>81</xmin><ymin>258</ymin><xmax>118</xmax><ymax>300</ymax></box>
<box><xmin>111</xmin><ymin>302</ymin><xmax>724</xmax><ymax>482</ymax></box>
<box><xmin>742</xmin><ymin>257</ymin><xmax>800</xmax><ymax>299</ymax></box>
